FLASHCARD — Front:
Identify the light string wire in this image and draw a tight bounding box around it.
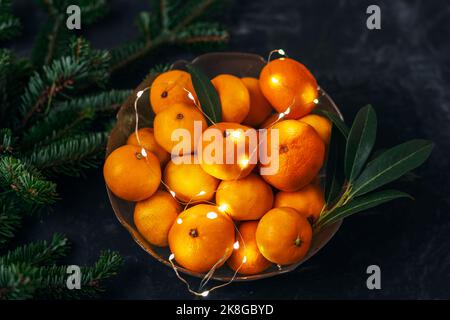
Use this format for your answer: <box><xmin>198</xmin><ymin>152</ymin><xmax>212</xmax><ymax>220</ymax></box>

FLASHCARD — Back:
<box><xmin>131</xmin><ymin>49</ymin><xmax>321</xmax><ymax>297</ymax></box>
<box><xmin>133</xmin><ymin>81</ymin><xmax>248</xmax><ymax>297</ymax></box>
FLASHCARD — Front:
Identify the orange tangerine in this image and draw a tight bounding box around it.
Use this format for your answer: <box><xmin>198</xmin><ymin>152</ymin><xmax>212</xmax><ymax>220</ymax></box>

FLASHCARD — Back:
<box><xmin>256</xmin><ymin>207</ymin><xmax>312</xmax><ymax>265</ymax></box>
<box><xmin>274</xmin><ymin>182</ymin><xmax>325</xmax><ymax>224</ymax></box>
<box><xmin>211</xmin><ymin>74</ymin><xmax>250</xmax><ymax>123</ymax></box>
<box><xmin>260</xmin><ymin>120</ymin><xmax>325</xmax><ymax>191</ymax></box>
<box><xmin>216</xmin><ymin>173</ymin><xmax>273</xmax><ymax>221</ymax></box>
<box><xmin>163</xmin><ymin>155</ymin><xmax>219</xmax><ymax>203</ymax></box>
<box><xmin>134</xmin><ymin>190</ymin><xmax>181</xmax><ymax>247</ymax></box>
<box><xmin>227</xmin><ymin>221</ymin><xmax>272</xmax><ymax>275</ymax></box>
<box><xmin>150</xmin><ymin>70</ymin><xmax>197</xmax><ymax>113</ymax></box>
<box><xmin>198</xmin><ymin>122</ymin><xmax>257</xmax><ymax>180</ymax></box>
<box><xmin>168</xmin><ymin>204</ymin><xmax>235</xmax><ymax>273</ymax></box>
<box><xmin>241</xmin><ymin>77</ymin><xmax>273</xmax><ymax>127</ymax></box>
<box><xmin>103</xmin><ymin>145</ymin><xmax>161</xmax><ymax>202</ymax></box>
<box><xmin>259</xmin><ymin>57</ymin><xmax>318</xmax><ymax>119</ymax></box>
<box><xmin>298</xmin><ymin>114</ymin><xmax>332</xmax><ymax>145</ymax></box>
<box><xmin>153</xmin><ymin>103</ymin><xmax>207</xmax><ymax>155</ymax></box>
<box><xmin>127</xmin><ymin>128</ymin><xmax>170</xmax><ymax>166</ymax></box>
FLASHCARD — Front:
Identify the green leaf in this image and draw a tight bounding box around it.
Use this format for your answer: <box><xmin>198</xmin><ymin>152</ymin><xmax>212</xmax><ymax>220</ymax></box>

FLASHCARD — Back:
<box><xmin>320</xmin><ymin>189</ymin><xmax>412</xmax><ymax>227</ymax></box>
<box><xmin>186</xmin><ymin>64</ymin><xmax>222</xmax><ymax>124</ymax></box>
<box><xmin>345</xmin><ymin>105</ymin><xmax>377</xmax><ymax>181</ymax></box>
<box><xmin>351</xmin><ymin>139</ymin><xmax>434</xmax><ymax>197</ymax></box>
<box><xmin>314</xmin><ymin>108</ymin><xmax>349</xmax><ymax>139</ymax></box>
<box><xmin>325</xmin><ymin>125</ymin><xmax>346</xmax><ymax>205</ymax></box>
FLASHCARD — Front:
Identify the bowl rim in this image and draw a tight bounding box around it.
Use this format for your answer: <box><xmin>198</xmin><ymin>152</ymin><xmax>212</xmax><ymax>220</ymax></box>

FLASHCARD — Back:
<box><xmin>106</xmin><ymin>51</ymin><xmax>344</xmax><ymax>282</ymax></box>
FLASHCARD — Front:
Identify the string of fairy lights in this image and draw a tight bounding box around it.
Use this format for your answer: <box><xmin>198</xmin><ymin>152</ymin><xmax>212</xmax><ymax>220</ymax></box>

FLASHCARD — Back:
<box><xmin>130</xmin><ymin>49</ymin><xmax>321</xmax><ymax>297</ymax></box>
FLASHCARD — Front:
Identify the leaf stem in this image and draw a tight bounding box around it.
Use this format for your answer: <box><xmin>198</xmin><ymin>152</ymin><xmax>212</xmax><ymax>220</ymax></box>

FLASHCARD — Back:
<box><xmin>315</xmin><ymin>183</ymin><xmax>352</xmax><ymax>230</ymax></box>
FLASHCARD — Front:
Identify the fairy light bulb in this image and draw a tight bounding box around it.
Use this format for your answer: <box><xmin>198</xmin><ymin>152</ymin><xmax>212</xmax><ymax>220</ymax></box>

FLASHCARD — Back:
<box><xmin>201</xmin><ymin>291</ymin><xmax>209</xmax><ymax>297</ymax></box>
<box><xmin>185</xmin><ymin>90</ymin><xmax>196</xmax><ymax>103</ymax></box>
<box><xmin>176</xmin><ymin>218</ymin><xmax>183</xmax><ymax>224</ymax></box>
<box><xmin>169</xmin><ymin>253</ymin><xmax>175</xmax><ymax>261</ymax></box>
<box><xmin>313</xmin><ymin>98</ymin><xmax>319</xmax><ymax>104</ymax></box>
<box><xmin>239</xmin><ymin>157</ymin><xmax>249</xmax><ymax>169</ymax></box>
<box><xmin>196</xmin><ymin>190</ymin><xmax>206</xmax><ymax>196</ymax></box>
<box><xmin>218</xmin><ymin>204</ymin><xmax>228</xmax><ymax>212</ymax></box>
<box><xmin>136</xmin><ymin>90</ymin><xmax>144</xmax><ymax>98</ymax></box>
<box><xmin>169</xmin><ymin>190</ymin><xmax>176</xmax><ymax>197</ymax></box>
<box><xmin>242</xmin><ymin>256</ymin><xmax>247</xmax><ymax>264</ymax></box>
<box><xmin>206</xmin><ymin>211</ymin><xmax>218</xmax><ymax>219</ymax></box>
<box><xmin>140</xmin><ymin>148</ymin><xmax>147</xmax><ymax>157</ymax></box>
<box><xmin>277</xmin><ymin>106</ymin><xmax>291</xmax><ymax>120</ymax></box>
<box><xmin>233</xmin><ymin>241</ymin><xmax>240</xmax><ymax>250</ymax></box>
<box><xmin>268</xmin><ymin>48</ymin><xmax>287</xmax><ymax>62</ymax></box>
<box><xmin>230</xmin><ymin>130</ymin><xmax>242</xmax><ymax>139</ymax></box>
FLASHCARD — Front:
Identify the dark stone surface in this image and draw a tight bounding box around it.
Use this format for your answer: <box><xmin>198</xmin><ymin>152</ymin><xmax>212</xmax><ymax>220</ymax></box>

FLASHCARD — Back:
<box><xmin>6</xmin><ymin>0</ymin><xmax>450</xmax><ymax>299</ymax></box>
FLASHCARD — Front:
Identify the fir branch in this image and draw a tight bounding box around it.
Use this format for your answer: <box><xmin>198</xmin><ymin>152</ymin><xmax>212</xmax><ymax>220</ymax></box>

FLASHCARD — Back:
<box><xmin>110</xmin><ymin>0</ymin><xmax>229</xmax><ymax>73</ymax></box>
<box><xmin>0</xmin><ymin>198</ymin><xmax>22</xmax><ymax>247</ymax></box>
<box><xmin>0</xmin><ymin>16</ymin><xmax>21</xmax><ymax>41</ymax></box>
<box><xmin>33</xmin><ymin>0</ymin><xmax>66</xmax><ymax>66</ymax></box>
<box><xmin>69</xmin><ymin>37</ymin><xmax>110</xmax><ymax>86</ymax></box>
<box><xmin>109</xmin><ymin>40</ymin><xmax>147</xmax><ymax>72</ymax></box>
<box><xmin>171</xmin><ymin>0</ymin><xmax>219</xmax><ymax>32</ymax></box>
<box><xmin>19</xmin><ymin>62</ymin><xmax>78</xmax><ymax>128</ymax></box>
<box><xmin>32</xmin><ymin>0</ymin><xmax>108</xmax><ymax>66</ymax></box>
<box><xmin>20</xmin><ymin>38</ymin><xmax>110</xmax><ymax>128</ymax></box>
<box><xmin>54</xmin><ymin>89</ymin><xmax>130</xmax><ymax>113</ymax></box>
<box><xmin>36</xmin><ymin>250</ymin><xmax>123</xmax><ymax>299</ymax></box>
<box><xmin>149</xmin><ymin>63</ymin><xmax>171</xmax><ymax>75</ymax></box>
<box><xmin>0</xmin><ymin>234</ymin><xmax>70</xmax><ymax>266</ymax></box>
<box><xmin>0</xmin><ymin>156</ymin><xmax>58</xmax><ymax>207</ymax></box>
<box><xmin>0</xmin><ymin>128</ymin><xmax>14</xmax><ymax>154</ymax></box>
<box><xmin>21</xmin><ymin>90</ymin><xmax>130</xmax><ymax>148</ymax></box>
<box><xmin>136</xmin><ymin>11</ymin><xmax>160</xmax><ymax>39</ymax></box>
<box><xmin>0</xmin><ymin>50</ymin><xmax>32</xmax><ymax>126</ymax></box>
<box><xmin>24</xmin><ymin>132</ymin><xmax>108</xmax><ymax>177</ymax></box>
<box><xmin>0</xmin><ymin>263</ymin><xmax>40</xmax><ymax>300</ymax></box>
<box><xmin>174</xmin><ymin>22</ymin><xmax>228</xmax><ymax>47</ymax></box>
<box><xmin>76</xmin><ymin>0</ymin><xmax>109</xmax><ymax>25</ymax></box>
<box><xmin>0</xmin><ymin>0</ymin><xmax>21</xmax><ymax>41</ymax></box>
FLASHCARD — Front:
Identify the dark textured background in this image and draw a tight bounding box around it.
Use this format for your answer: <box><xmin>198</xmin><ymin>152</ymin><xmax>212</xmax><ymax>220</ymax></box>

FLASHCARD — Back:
<box><xmin>6</xmin><ymin>0</ymin><xmax>450</xmax><ymax>299</ymax></box>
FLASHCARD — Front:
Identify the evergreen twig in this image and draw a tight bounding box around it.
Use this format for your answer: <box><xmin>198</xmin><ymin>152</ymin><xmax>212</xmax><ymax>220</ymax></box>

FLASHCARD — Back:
<box><xmin>32</xmin><ymin>0</ymin><xmax>109</xmax><ymax>66</ymax></box>
<box><xmin>0</xmin><ymin>0</ymin><xmax>229</xmax><ymax>300</ymax></box>
<box><xmin>0</xmin><ymin>199</ymin><xmax>22</xmax><ymax>247</ymax></box>
<box><xmin>110</xmin><ymin>0</ymin><xmax>228</xmax><ymax>72</ymax></box>
<box><xmin>25</xmin><ymin>132</ymin><xmax>108</xmax><ymax>177</ymax></box>
<box><xmin>0</xmin><ymin>156</ymin><xmax>58</xmax><ymax>207</ymax></box>
<box><xmin>0</xmin><ymin>0</ymin><xmax>21</xmax><ymax>41</ymax></box>
<box><xmin>36</xmin><ymin>250</ymin><xmax>123</xmax><ymax>299</ymax></box>
<box><xmin>0</xmin><ymin>234</ymin><xmax>70</xmax><ymax>266</ymax></box>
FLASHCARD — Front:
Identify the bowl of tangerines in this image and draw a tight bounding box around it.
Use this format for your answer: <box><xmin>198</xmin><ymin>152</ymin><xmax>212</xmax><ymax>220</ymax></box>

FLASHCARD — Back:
<box><xmin>104</xmin><ymin>52</ymin><xmax>432</xmax><ymax>285</ymax></box>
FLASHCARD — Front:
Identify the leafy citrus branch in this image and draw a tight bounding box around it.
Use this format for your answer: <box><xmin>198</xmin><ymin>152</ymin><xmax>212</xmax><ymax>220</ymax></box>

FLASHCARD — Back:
<box><xmin>314</xmin><ymin>105</ymin><xmax>433</xmax><ymax>231</ymax></box>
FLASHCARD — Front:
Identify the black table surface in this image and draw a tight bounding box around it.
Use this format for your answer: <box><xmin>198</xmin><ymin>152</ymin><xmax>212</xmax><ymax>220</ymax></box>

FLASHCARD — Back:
<box><xmin>7</xmin><ymin>0</ymin><xmax>450</xmax><ymax>299</ymax></box>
